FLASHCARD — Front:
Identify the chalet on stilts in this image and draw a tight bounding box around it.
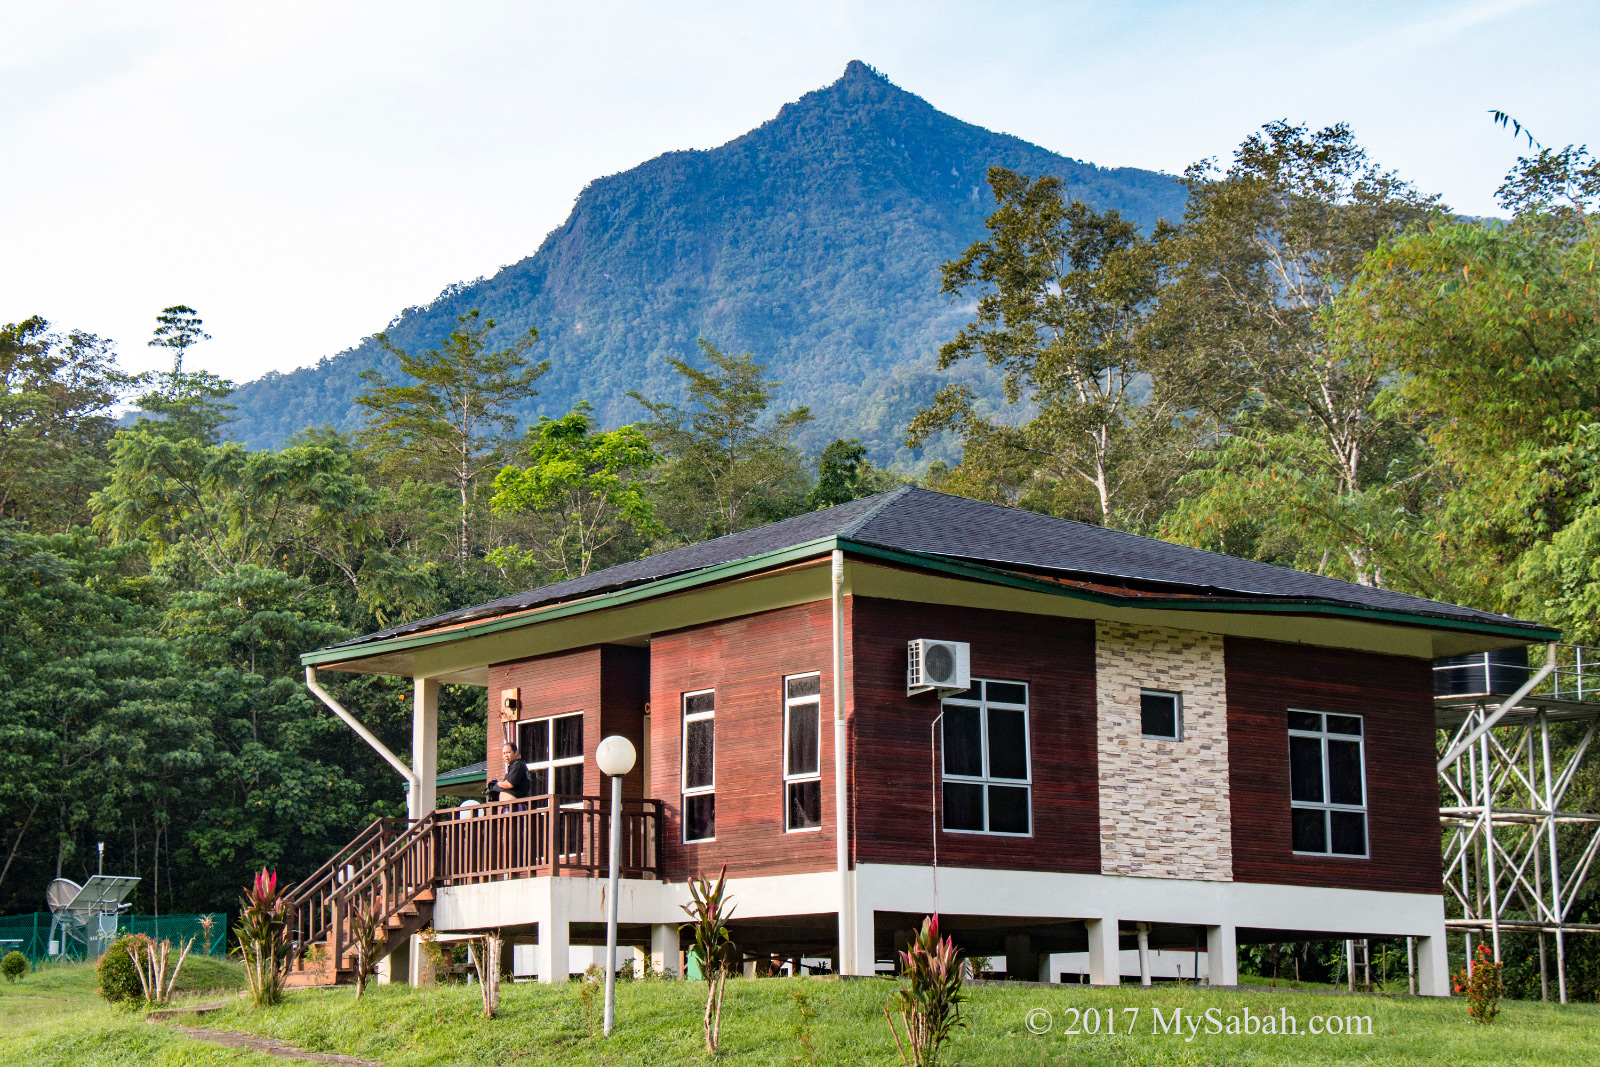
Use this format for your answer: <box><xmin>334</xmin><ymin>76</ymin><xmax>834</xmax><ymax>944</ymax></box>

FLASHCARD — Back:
<box><xmin>287</xmin><ymin>486</ymin><xmax>1556</xmax><ymax>992</ymax></box>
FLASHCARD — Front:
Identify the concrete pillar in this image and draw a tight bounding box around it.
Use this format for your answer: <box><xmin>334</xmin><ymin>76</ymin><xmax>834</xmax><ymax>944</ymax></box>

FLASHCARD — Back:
<box><xmin>1037</xmin><ymin>953</ymin><xmax>1054</xmax><ymax>984</ymax></box>
<box><xmin>1004</xmin><ymin>934</ymin><xmax>1039</xmax><ymax>983</ymax></box>
<box><xmin>650</xmin><ymin>923</ymin><xmax>680</xmax><ymax>977</ymax></box>
<box><xmin>1136</xmin><ymin>923</ymin><xmax>1152</xmax><ymax>987</ymax></box>
<box><xmin>411</xmin><ymin>677</ymin><xmax>439</xmax><ymax>818</ymax></box>
<box><xmin>1086</xmin><ymin>918</ymin><xmax>1121</xmax><ymax>986</ymax></box>
<box><xmin>376</xmin><ymin>951</ymin><xmax>395</xmax><ymax>985</ymax></box>
<box><xmin>1415</xmin><ymin>934</ymin><xmax>1450</xmax><ymax>997</ymax></box>
<box><xmin>742</xmin><ymin>958</ymin><xmax>757</xmax><ymax>979</ymax></box>
<box><xmin>1205</xmin><ymin>925</ymin><xmax>1237</xmax><ymax>987</ymax></box>
<box><xmin>408</xmin><ymin>932</ymin><xmax>436</xmax><ymax>987</ymax></box>
<box><xmin>536</xmin><ymin>910</ymin><xmax>569</xmax><ymax>984</ymax></box>
<box><xmin>848</xmin><ymin>903</ymin><xmax>876</xmax><ymax>976</ymax></box>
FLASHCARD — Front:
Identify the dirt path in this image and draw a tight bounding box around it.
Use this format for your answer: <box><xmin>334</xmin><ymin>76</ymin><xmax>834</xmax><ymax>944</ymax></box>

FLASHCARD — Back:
<box><xmin>172</xmin><ymin>1026</ymin><xmax>383</xmax><ymax>1066</ymax></box>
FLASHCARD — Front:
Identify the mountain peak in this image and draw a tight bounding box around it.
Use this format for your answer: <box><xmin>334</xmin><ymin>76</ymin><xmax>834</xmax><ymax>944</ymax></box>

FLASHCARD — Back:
<box><xmin>222</xmin><ymin>67</ymin><xmax>1187</xmax><ymax>463</ymax></box>
<box><xmin>839</xmin><ymin>59</ymin><xmax>887</xmax><ymax>85</ymax></box>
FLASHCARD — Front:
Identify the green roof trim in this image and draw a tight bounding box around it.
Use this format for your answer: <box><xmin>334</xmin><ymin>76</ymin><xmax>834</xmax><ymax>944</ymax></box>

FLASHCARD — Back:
<box><xmin>437</xmin><ymin>764</ymin><xmax>487</xmax><ymax>786</ymax></box>
<box><xmin>300</xmin><ymin>536</ymin><xmax>845</xmax><ymax>666</ymax></box>
<box><xmin>302</xmin><ymin>535</ymin><xmax>1556</xmax><ymax>669</ymax></box>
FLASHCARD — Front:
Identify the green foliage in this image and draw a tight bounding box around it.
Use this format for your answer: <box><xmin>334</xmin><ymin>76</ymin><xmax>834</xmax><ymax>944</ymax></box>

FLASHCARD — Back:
<box><xmin>0</xmin><ymin>317</ymin><xmax>133</xmax><ymax>530</ymax></box>
<box><xmin>234</xmin><ymin>868</ymin><xmax>290</xmax><ymax>1007</ymax></box>
<box><xmin>631</xmin><ymin>341</ymin><xmax>813</xmax><ymax>539</ymax></box>
<box><xmin>909</xmin><ymin>169</ymin><xmax>1186</xmax><ymax>528</ymax></box>
<box><xmin>358</xmin><ymin>309</ymin><xmax>548</xmax><ymax>570</ymax></box>
<box><xmin>95</xmin><ymin>936</ymin><xmax>142</xmax><ymax>1005</ymax></box>
<box><xmin>1</xmin><ymin>950</ymin><xmax>26</xmax><ymax>981</ymax></box>
<box><xmin>1455</xmin><ymin>944</ymin><xmax>1506</xmax><ymax>1024</ymax></box>
<box><xmin>148</xmin><ymin>305</ymin><xmax>211</xmax><ymax>376</ymax></box>
<box><xmin>884</xmin><ymin>915</ymin><xmax>965</xmax><ymax>1067</ymax></box>
<box><xmin>490</xmin><ymin>403</ymin><xmax>662</xmax><ymax>580</ymax></box>
<box><xmin>681</xmin><ymin>863</ymin><xmax>735</xmax><ymax>1054</ymax></box>
<box><xmin>809</xmin><ymin>438</ymin><xmax>905</xmax><ymax>510</ymax></box>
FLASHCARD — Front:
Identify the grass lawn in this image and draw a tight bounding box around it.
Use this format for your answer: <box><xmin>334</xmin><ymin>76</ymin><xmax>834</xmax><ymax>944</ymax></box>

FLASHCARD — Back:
<box><xmin>3</xmin><ymin>963</ymin><xmax>1597</xmax><ymax>1066</ymax></box>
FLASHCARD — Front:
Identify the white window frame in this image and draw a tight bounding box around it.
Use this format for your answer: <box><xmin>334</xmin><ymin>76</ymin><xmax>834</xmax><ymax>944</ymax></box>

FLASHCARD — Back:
<box><xmin>681</xmin><ymin>689</ymin><xmax>716</xmax><ymax>843</ymax></box>
<box><xmin>940</xmin><ymin>678</ymin><xmax>1032</xmax><ymax>837</ymax></box>
<box><xmin>783</xmin><ymin>672</ymin><xmax>823</xmax><ymax>833</ymax></box>
<box><xmin>1287</xmin><ymin>709</ymin><xmax>1369</xmax><ymax>859</ymax></box>
<box><xmin>519</xmin><ymin>712</ymin><xmax>585</xmax><ymax>797</ymax></box>
<box><xmin>1139</xmin><ymin>688</ymin><xmax>1184</xmax><ymax>741</ymax></box>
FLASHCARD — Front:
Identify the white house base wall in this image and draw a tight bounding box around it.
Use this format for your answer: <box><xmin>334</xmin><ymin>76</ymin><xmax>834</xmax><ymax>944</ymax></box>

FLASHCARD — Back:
<box><xmin>432</xmin><ymin>863</ymin><xmax>1450</xmax><ymax>995</ymax></box>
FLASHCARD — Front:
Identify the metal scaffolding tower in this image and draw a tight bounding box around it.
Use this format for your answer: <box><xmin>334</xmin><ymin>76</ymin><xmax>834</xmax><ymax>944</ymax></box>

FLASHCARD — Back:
<box><xmin>1436</xmin><ymin>643</ymin><xmax>1600</xmax><ymax>1003</ymax></box>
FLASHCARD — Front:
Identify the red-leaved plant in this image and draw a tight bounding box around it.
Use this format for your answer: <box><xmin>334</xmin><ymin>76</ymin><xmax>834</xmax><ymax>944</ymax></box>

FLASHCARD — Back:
<box><xmin>885</xmin><ymin>915</ymin><xmax>966</xmax><ymax>1067</ymax></box>
<box><xmin>681</xmin><ymin>864</ymin><xmax>735</xmax><ymax>1055</ymax></box>
<box><xmin>1453</xmin><ymin>943</ymin><xmax>1504</xmax><ymax>1024</ymax></box>
<box><xmin>233</xmin><ymin>868</ymin><xmax>292</xmax><ymax>1007</ymax></box>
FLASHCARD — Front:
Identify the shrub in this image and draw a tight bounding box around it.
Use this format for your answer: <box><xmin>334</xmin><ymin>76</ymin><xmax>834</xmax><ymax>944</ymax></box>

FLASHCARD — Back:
<box><xmin>234</xmin><ymin>867</ymin><xmax>292</xmax><ymax>1007</ymax></box>
<box><xmin>1</xmin><ymin>950</ymin><xmax>27</xmax><ymax>982</ymax></box>
<box><xmin>1453</xmin><ymin>943</ymin><xmax>1504</xmax><ymax>1025</ymax></box>
<box><xmin>885</xmin><ymin>915</ymin><xmax>966</xmax><ymax>1067</ymax></box>
<box><xmin>96</xmin><ymin>936</ymin><xmax>144</xmax><ymax>1005</ymax></box>
<box><xmin>681</xmin><ymin>864</ymin><xmax>735</xmax><ymax>1055</ymax></box>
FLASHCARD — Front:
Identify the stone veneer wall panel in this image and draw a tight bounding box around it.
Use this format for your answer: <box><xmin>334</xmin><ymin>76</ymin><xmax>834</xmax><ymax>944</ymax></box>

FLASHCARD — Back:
<box><xmin>1096</xmin><ymin>621</ymin><xmax>1233</xmax><ymax>881</ymax></box>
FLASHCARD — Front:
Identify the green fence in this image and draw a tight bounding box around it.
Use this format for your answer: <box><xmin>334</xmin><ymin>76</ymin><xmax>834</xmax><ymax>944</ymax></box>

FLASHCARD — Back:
<box><xmin>0</xmin><ymin>913</ymin><xmax>227</xmax><ymax>962</ymax></box>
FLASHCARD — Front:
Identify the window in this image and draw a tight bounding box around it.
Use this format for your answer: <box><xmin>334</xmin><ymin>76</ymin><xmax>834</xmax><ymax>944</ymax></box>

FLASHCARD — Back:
<box><xmin>682</xmin><ymin>690</ymin><xmax>716</xmax><ymax>842</ymax></box>
<box><xmin>518</xmin><ymin>713</ymin><xmax>585</xmax><ymax>796</ymax></box>
<box><xmin>941</xmin><ymin>679</ymin><xmax>1030</xmax><ymax>835</ymax></box>
<box><xmin>1140</xmin><ymin>690</ymin><xmax>1182</xmax><ymax>740</ymax></box>
<box><xmin>784</xmin><ymin>673</ymin><xmax>822</xmax><ymax>831</ymax></box>
<box><xmin>1287</xmin><ymin>710</ymin><xmax>1368</xmax><ymax>857</ymax></box>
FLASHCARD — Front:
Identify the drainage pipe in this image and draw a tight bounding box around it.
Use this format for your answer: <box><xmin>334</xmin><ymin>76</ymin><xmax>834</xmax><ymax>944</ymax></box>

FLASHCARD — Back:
<box><xmin>832</xmin><ymin>550</ymin><xmax>851</xmax><ymax>975</ymax></box>
<box><xmin>305</xmin><ymin>666</ymin><xmax>418</xmax><ymax>793</ymax></box>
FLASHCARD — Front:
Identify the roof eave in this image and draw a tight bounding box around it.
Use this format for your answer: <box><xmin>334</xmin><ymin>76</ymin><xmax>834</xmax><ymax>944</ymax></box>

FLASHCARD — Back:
<box><xmin>302</xmin><ymin>535</ymin><xmax>1556</xmax><ymax>670</ymax></box>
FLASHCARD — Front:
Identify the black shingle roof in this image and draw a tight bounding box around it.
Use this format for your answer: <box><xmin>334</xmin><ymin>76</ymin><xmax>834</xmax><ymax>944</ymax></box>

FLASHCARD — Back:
<box><xmin>323</xmin><ymin>486</ymin><xmax>1546</xmax><ymax>652</ymax></box>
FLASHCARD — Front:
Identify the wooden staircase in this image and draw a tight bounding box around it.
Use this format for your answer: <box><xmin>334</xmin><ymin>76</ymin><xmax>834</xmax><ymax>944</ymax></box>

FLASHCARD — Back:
<box><xmin>280</xmin><ymin>794</ymin><xmax>663</xmax><ymax>986</ymax></box>
<box><xmin>284</xmin><ymin>812</ymin><xmax>441</xmax><ymax>987</ymax></box>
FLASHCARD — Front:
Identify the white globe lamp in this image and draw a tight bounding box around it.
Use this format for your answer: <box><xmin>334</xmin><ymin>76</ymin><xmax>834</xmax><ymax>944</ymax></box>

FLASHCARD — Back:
<box><xmin>597</xmin><ymin>733</ymin><xmax>637</xmax><ymax>1036</ymax></box>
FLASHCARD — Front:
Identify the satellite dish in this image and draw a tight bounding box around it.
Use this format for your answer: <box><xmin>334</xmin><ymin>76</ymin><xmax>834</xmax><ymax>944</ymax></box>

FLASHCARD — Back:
<box><xmin>46</xmin><ymin>878</ymin><xmax>80</xmax><ymax>913</ymax></box>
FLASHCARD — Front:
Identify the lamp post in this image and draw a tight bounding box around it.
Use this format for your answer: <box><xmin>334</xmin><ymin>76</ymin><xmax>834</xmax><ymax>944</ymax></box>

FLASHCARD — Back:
<box><xmin>596</xmin><ymin>734</ymin><xmax>637</xmax><ymax>1037</ymax></box>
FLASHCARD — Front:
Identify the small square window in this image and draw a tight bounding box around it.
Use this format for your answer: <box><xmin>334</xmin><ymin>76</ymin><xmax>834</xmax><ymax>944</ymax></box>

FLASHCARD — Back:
<box><xmin>1140</xmin><ymin>690</ymin><xmax>1181</xmax><ymax>740</ymax></box>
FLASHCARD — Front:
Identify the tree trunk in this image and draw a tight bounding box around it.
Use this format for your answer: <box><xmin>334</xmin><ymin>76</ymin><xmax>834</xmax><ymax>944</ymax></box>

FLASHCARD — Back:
<box><xmin>0</xmin><ymin>801</ymin><xmax>38</xmax><ymax>893</ymax></box>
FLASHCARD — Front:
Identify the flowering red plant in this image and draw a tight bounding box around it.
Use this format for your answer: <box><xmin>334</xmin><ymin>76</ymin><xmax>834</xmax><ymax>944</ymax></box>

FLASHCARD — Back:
<box><xmin>885</xmin><ymin>914</ymin><xmax>966</xmax><ymax>1067</ymax></box>
<box><xmin>234</xmin><ymin>867</ymin><xmax>291</xmax><ymax>1007</ymax></box>
<box><xmin>1451</xmin><ymin>944</ymin><xmax>1503</xmax><ymax>1024</ymax></box>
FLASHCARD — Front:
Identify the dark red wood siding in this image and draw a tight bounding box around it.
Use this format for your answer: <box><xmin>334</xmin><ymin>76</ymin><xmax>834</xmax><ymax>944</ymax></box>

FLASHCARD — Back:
<box><xmin>850</xmin><ymin>597</ymin><xmax>1101</xmax><ymax>874</ymax></box>
<box><xmin>651</xmin><ymin>600</ymin><xmax>844</xmax><ymax>881</ymax></box>
<box><xmin>486</xmin><ymin>645</ymin><xmax>648</xmax><ymax>800</ymax></box>
<box><xmin>1225</xmin><ymin>636</ymin><xmax>1442</xmax><ymax>893</ymax></box>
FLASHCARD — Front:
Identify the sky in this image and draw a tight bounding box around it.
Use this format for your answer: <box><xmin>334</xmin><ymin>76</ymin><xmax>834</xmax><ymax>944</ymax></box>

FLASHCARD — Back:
<box><xmin>3</xmin><ymin>0</ymin><xmax>1595</xmax><ymax>385</ymax></box>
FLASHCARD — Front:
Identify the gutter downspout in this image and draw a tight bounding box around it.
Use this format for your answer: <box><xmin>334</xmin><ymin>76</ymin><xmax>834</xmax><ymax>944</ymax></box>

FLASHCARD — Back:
<box><xmin>306</xmin><ymin>666</ymin><xmax>419</xmax><ymax>796</ymax></box>
<box><xmin>832</xmin><ymin>550</ymin><xmax>851</xmax><ymax>976</ymax></box>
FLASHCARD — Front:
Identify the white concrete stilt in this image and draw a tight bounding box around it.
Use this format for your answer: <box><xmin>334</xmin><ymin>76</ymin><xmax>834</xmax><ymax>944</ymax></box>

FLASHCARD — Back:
<box><xmin>1205</xmin><ymin>925</ymin><xmax>1237</xmax><ymax>987</ymax></box>
<box><xmin>1086</xmin><ymin>918</ymin><xmax>1121</xmax><ymax>986</ymax></box>
<box><xmin>651</xmin><ymin>923</ymin><xmax>680</xmax><ymax>977</ymax></box>
<box><xmin>1136</xmin><ymin>923</ymin><xmax>1152</xmax><ymax>986</ymax></box>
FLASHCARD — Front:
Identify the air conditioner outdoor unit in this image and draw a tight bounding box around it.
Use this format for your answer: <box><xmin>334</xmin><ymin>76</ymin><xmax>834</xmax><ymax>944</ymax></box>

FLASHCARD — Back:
<box><xmin>908</xmin><ymin>639</ymin><xmax>971</xmax><ymax>696</ymax></box>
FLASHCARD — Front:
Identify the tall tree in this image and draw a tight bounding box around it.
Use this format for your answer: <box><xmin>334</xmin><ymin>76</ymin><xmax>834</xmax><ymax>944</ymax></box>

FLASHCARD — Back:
<box><xmin>1319</xmin><ymin>141</ymin><xmax>1600</xmax><ymax>607</ymax></box>
<box><xmin>629</xmin><ymin>340</ymin><xmax>813</xmax><ymax>539</ymax></box>
<box><xmin>489</xmin><ymin>403</ymin><xmax>662</xmax><ymax>581</ymax></box>
<box><xmin>807</xmin><ymin>437</ymin><xmax>904</xmax><ymax>509</ymax></box>
<box><xmin>356</xmin><ymin>310</ymin><xmax>547</xmax><ymax>571</ymax></box>
<box><xmin>0</xmin><ymin>318</ymin><xmax>133</xmax><ymax>528</ymax></box>
<box><xmin>148</xmin><ymin>306</ymin><xmax>211</xmax><ymax>375</ymax></box>
<box><xmin>908</xmin><ymin>168</ymin><xmax>1186</xmax><ymax>528</ymax></box>
<box><xmin>1157</xmin><ymin>122</ymin><xmax>1440</xmax><ymax>584</ymax></box>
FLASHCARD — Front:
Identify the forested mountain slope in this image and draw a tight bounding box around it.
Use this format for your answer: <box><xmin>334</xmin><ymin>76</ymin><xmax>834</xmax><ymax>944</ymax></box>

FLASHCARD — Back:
<box><xmin>225</xmin><ymin>61</ymin><xmax>1186</xmax><ymax>463</ymax></box>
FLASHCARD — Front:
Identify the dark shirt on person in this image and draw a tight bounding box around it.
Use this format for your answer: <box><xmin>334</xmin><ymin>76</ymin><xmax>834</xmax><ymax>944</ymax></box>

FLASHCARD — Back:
<box><xmin>501</xmin><ymin>758</ymin><xmax>532</xmax><ymax>799</ymax></box>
